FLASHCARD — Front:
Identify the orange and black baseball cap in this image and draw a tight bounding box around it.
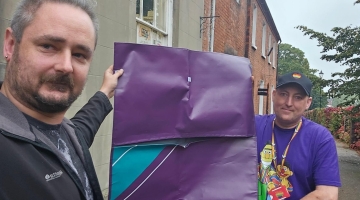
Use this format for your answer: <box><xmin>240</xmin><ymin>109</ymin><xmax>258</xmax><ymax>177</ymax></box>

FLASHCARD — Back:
<box><xmin>276</xmin><ymin>71</ymin><xmax>313</xmax><ymax>96</ymax></box>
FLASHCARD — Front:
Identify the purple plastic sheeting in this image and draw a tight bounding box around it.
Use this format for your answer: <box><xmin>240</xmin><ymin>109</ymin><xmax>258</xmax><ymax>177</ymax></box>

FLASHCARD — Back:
<box><xmin>110</xmin><ymin>43</ymin><xmax>257</xmax><ymax>200</ymax></box>
<box><xmin>112</xmin><ymin>43</ymin><xmax>255</xmax><ymax>146</ymax></box>
<box><xmin>113</xmin><ymin>138</ymin><xmax>257</xmax><ymax>200</ymax></box>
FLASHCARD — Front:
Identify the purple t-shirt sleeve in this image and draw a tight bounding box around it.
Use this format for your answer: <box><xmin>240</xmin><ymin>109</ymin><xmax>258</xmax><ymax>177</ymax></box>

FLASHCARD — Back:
<box><xmin>313</xmin><ymin>129</ymin><xmax>341</xmax><ymax>187</ymax></box>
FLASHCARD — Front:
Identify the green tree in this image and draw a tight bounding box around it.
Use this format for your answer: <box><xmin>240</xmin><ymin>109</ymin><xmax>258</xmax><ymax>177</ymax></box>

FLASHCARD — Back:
<box><xmin>297</xmin><ymin>1</ymin><xmax>360</xmax><ymax>108</ymax></box>
<box><xmin>308</xmin><ymin>86</ymin><xmax>328</xmax><ymax>110</ymax></box>
<box><xmin>331</xmin><ymin>94</ymin><xmax>359</xmax><ymax>107</ymax></box>
<box><xmin>278</xmin><ymin>43</ymin><xmax>318</xmax><ymax>80</ymax></box>
<box><xmin>278</xmin><ymin>43</ymin><xmax>327</xmax><ymax>109</ymax></box>
<box><xmin>296</xmin><ymin>24</ymin><xmax>360</xmax><ymax>107</ymax></box>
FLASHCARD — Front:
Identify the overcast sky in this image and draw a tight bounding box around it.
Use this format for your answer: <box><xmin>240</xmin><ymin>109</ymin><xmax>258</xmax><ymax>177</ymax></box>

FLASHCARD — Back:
<box><xmin>266</xmin><ymin>0</ymin><xmax>360</xmax><ymax>82</ymax></box>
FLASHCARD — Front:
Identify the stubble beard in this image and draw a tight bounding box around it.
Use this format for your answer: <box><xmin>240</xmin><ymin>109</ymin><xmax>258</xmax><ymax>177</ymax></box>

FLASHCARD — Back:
<box><xmin>6</xmin><ymin>46</ymin><xmax>82</xmax><ymax>113</ymax></box>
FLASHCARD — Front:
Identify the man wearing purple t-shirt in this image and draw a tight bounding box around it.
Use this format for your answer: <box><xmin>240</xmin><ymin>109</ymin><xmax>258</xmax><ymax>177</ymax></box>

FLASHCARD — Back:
<box><xmin>256</xmin><ymin>71</ymin><xmax>341</xmax><ymax>200</ymax></box>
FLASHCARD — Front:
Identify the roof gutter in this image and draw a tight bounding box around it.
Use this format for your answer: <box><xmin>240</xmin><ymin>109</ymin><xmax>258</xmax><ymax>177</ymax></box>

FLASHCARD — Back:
<box><xmin>256</xmin><ymin>0</ymin><xmax>281</xmax><ymax>41</ymax></box>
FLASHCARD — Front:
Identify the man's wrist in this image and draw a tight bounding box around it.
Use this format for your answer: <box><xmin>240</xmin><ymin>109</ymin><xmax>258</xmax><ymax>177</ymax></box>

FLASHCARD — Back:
<box><xmin>98</xmin><ymin>90</ymin><xmax>110</xmax><ymax>99</ymax></box>
<box><xmin>99</xmin><ymin>89</ymin><xmax>110</xmax><ymax>99</ymax></box>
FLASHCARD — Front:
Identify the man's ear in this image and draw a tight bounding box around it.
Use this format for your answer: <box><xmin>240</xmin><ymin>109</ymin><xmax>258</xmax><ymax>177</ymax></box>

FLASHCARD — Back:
<box><xmin>3</xmin><ymin>28</ymin><xmax>16</xmax><ymax>61</ymax></box>
<box><xmin>272</xmin><ymin>89</ymin><xmax>277</xmax><ymax>99</ymax></box>
<box><xmin>306</xmin><ymin>97</ymin><xmax>312</xmax><ymax>110</ymax></box>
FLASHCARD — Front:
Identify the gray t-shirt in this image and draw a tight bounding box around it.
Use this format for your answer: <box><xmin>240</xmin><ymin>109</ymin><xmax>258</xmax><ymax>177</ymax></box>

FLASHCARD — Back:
<box><xmin>25</xmin><ymin>114</ymin><xmax>93</xmax><ymax>200</ymax></box>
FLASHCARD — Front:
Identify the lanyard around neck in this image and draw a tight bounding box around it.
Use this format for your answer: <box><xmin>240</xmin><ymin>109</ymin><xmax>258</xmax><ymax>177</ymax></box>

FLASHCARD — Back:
<box><xmin>271</xmin><ymin>118</ymin><xmax>303</xmax><ymax>167</ymax></box>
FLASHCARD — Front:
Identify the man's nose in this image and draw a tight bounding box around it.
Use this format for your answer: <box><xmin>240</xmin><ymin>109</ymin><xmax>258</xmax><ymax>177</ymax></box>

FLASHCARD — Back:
<box><xmin>54</xmin><ymin>51</ymin><xmax>73</xmax><ymax>73</ymax></box>
<box><xmin>285</xmin><ymin>96</ymin><xmax>293</xmax><ymax>106</ymax></box>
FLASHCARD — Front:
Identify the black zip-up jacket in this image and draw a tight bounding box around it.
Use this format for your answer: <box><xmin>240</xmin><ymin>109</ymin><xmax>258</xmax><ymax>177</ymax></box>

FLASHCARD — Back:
<box><xmin>0</xmin><ymin>89</ymin><xmax>112</xmax><ymax>200</ymax></box>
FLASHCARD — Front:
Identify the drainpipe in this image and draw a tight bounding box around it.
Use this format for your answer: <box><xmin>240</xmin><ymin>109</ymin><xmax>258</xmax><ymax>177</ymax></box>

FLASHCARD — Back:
<box><xmin>244</xmin><ymin>0</ymin><xmax>251</xmax><ymax>58</ymax></box>
<box><xmin>276</xmin><ymin>39</ymin><xmax>282</xmax><ymax>81</ymax></box>
<box><xmin>209</xmin><ymin>0</ymin><xmax>216</xmax><ymax>52</ymax></box>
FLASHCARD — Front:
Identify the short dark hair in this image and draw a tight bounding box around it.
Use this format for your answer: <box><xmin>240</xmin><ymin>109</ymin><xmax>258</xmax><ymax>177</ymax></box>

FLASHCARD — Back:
<box><xmin>10</xmin><ymin>0</ymin><xmax>99</xmax><ymax>46</ymax></box>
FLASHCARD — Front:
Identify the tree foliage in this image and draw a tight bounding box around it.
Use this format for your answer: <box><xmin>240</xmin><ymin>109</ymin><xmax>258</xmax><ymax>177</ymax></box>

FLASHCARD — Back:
<box><xmin>296</xmin><ymin>24</ymin><xmax>360</xmax><ymax>107</ymax></box>
<box><xmin>278</xmin><ymin>43</ymin><xmax>327</xmax><ymax>109</ymax></box>
<box><xmin>296</xmin><ymin>2</ymin><xmax>360</xmax><ymax>107</ymax></box>
<box><xmin>278</xmin><ymin>44</ymin><xmax>310</xmax><ymax>74</ymax></box>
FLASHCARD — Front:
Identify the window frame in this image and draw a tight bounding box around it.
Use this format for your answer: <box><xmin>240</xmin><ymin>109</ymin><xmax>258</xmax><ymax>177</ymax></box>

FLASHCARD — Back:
<box><xmin>251</xmin><ymin>4</ymin><xmax>257</xmax><ymax>49</ymax></box>
<box><xmin>136</xmin><ymin>0</ymin><xmax>171</xmax><ymax>35</ymax></box>
<box><xmin>268</xmin><ymin>34</ymin><xmax>272</xmax><ymax>64</ymax></box>
<box><xmin>261</xmin><ymin>22</ymin><xmax>266</xmax><ymax>58</ymax></box>
<box><xmin>270</xmin><ymin>85</ymin><xmax>274</xmax><ymax>114</ymax></box>
<box><xmin>135</xmin><ymin>0</ymin><xmax>173</xmax><ymax>47</ymax></box>
<box><xmin>272</xmin><ymin>43</ymin><xmax>277</xmax><ymax>68</ymax></box>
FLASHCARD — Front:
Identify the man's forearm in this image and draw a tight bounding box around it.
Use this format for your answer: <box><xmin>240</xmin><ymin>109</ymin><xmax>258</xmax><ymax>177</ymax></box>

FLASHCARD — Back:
<box><xmin>300</xmin><ymin>186</ymin><xmax>338</xmax><ymax>200</ymax></box>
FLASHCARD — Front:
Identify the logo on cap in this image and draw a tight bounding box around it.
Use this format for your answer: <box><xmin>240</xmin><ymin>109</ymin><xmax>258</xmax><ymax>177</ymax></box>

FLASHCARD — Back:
<box><xmin>292</xmin><ymin>73</ymin><xmax>301</xmax><ymax>79</ymax></box>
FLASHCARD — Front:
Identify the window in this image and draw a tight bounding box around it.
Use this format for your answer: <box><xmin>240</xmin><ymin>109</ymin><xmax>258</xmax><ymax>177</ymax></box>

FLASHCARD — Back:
<box><xmin>268</xmin><ymin>35</ymin><xmax>272</xmax><ymax>64</ymax></box>
<box><xmin>136</xmin><ymin>0</ymin><xmax>172</xmax><ymax>46</ymax></box>
<box><xmin>261</xmin><ymin>23</ymin><xmax>266</xmax><ymax>58</ymax></box>
<box><xmin>258</xmin><ymin>80</ymin><xmax>265</xmax><ymax>115</ymax></box>
<box><xmin>270</xmin><ymin>85</ymin><xmax>274</xmax><ymax>114</ymax></box>
<box><xmin>272</xmin><ymin>43</ymin><xmax>276</xmax><ymax>68</ymax></box>
<box><xmin>136</xmin><ymin>0</ymin><xmax>168</xmax><ymax>32</ymax></box>
<box><xmin>251</xmin><ymin>5</ymin><xmax>257</xmax><ymax>48</ymax></box>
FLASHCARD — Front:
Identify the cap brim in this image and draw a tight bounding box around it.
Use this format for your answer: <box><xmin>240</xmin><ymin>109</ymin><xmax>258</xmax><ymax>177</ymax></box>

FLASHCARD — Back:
<box><xmin>276</xmin><ymin>82</ymin><xmax>310</xmax><ymax>96</ymax></box>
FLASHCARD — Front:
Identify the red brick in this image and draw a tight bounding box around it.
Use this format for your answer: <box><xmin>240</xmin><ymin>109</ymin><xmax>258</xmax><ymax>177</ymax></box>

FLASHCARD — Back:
<box><xmin>203</xmin><ymin>0</ymin><xmax>279</xmax><ymax>114</ymax></box>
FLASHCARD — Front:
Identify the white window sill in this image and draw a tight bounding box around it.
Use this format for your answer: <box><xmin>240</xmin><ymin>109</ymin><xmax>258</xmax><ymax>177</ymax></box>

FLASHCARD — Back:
<box><xmin>136</xmin><ymin>18</ymin><xmax>168</xmax><ymax>35</ymax></box>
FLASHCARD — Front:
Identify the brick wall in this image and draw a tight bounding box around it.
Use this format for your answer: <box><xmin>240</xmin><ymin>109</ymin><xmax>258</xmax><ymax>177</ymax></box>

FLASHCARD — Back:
<box><xmin>205</xmin><ymin>0</ymin><xmax>279</xmax><ymax>114</ymax></box>
<box><xmin>213</xmin><ymin>0</ymin><xmax>246</xmax><ymax>56</ymax></box>
<box><xmin>249</xmin><ymin>0</ymin><xmax>278</xmax><ymax>114</ymax></box>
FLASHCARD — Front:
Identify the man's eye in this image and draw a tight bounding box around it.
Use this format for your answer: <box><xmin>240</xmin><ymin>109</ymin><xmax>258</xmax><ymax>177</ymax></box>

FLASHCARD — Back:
<box><xmin>73</xmin><ymin>53</ymin><xmax>85</xmax><ymax>58</ymax></box>
<box><xmin>42</xmin><ymin>44</ymin><xmax>52</xmax><ymax>49</ymax></box>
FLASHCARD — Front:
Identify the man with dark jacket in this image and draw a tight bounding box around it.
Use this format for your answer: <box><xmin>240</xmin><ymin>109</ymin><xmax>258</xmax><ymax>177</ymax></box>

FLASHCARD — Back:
<box><xmin>0</xmin><ymin>0</ymin><xmax>123</xmax><ymax>199</ymax></box>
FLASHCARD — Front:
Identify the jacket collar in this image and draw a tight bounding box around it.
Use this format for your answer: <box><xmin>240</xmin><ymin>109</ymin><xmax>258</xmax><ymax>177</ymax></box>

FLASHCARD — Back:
<box><xmin>0</xmin><ymin>89</ymin><xmax>36</xmax><ymax>141</ymax></box>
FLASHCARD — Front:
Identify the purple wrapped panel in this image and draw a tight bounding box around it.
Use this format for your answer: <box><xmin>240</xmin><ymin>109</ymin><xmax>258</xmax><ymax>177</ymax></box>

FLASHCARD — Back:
<box><xmin>111</xmin><ymin>43</ymin><xmax>257</xmax><ymax>200</ymax></box>
<box><xmin>115</xmin><ymin>138</ymin><xmax>257</xmax><ymax>200</ymax></box>
<box><xmin>182</xmin><ymin>51</ymin><xmax>253</xmax><ymax>137</ymax></box>
<box><xmin>113</xmin><ymin>43</ymin><xmax>254</xmax><ymax>146</ymax></box>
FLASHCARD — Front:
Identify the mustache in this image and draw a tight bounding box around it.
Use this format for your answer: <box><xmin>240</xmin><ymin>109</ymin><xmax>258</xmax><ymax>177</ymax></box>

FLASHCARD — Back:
<box><xmin>40</xmin><ymin>74</ymin><xmax>75</xmax><ymax>89</ymax></box>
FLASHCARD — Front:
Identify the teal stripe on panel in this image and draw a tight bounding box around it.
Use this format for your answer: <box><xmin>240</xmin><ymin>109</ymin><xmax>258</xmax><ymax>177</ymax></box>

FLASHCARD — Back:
<box><xmin>110</xmin><ymin>145</ymin><xmax>165</xmax><ymax>200</ymax></box>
